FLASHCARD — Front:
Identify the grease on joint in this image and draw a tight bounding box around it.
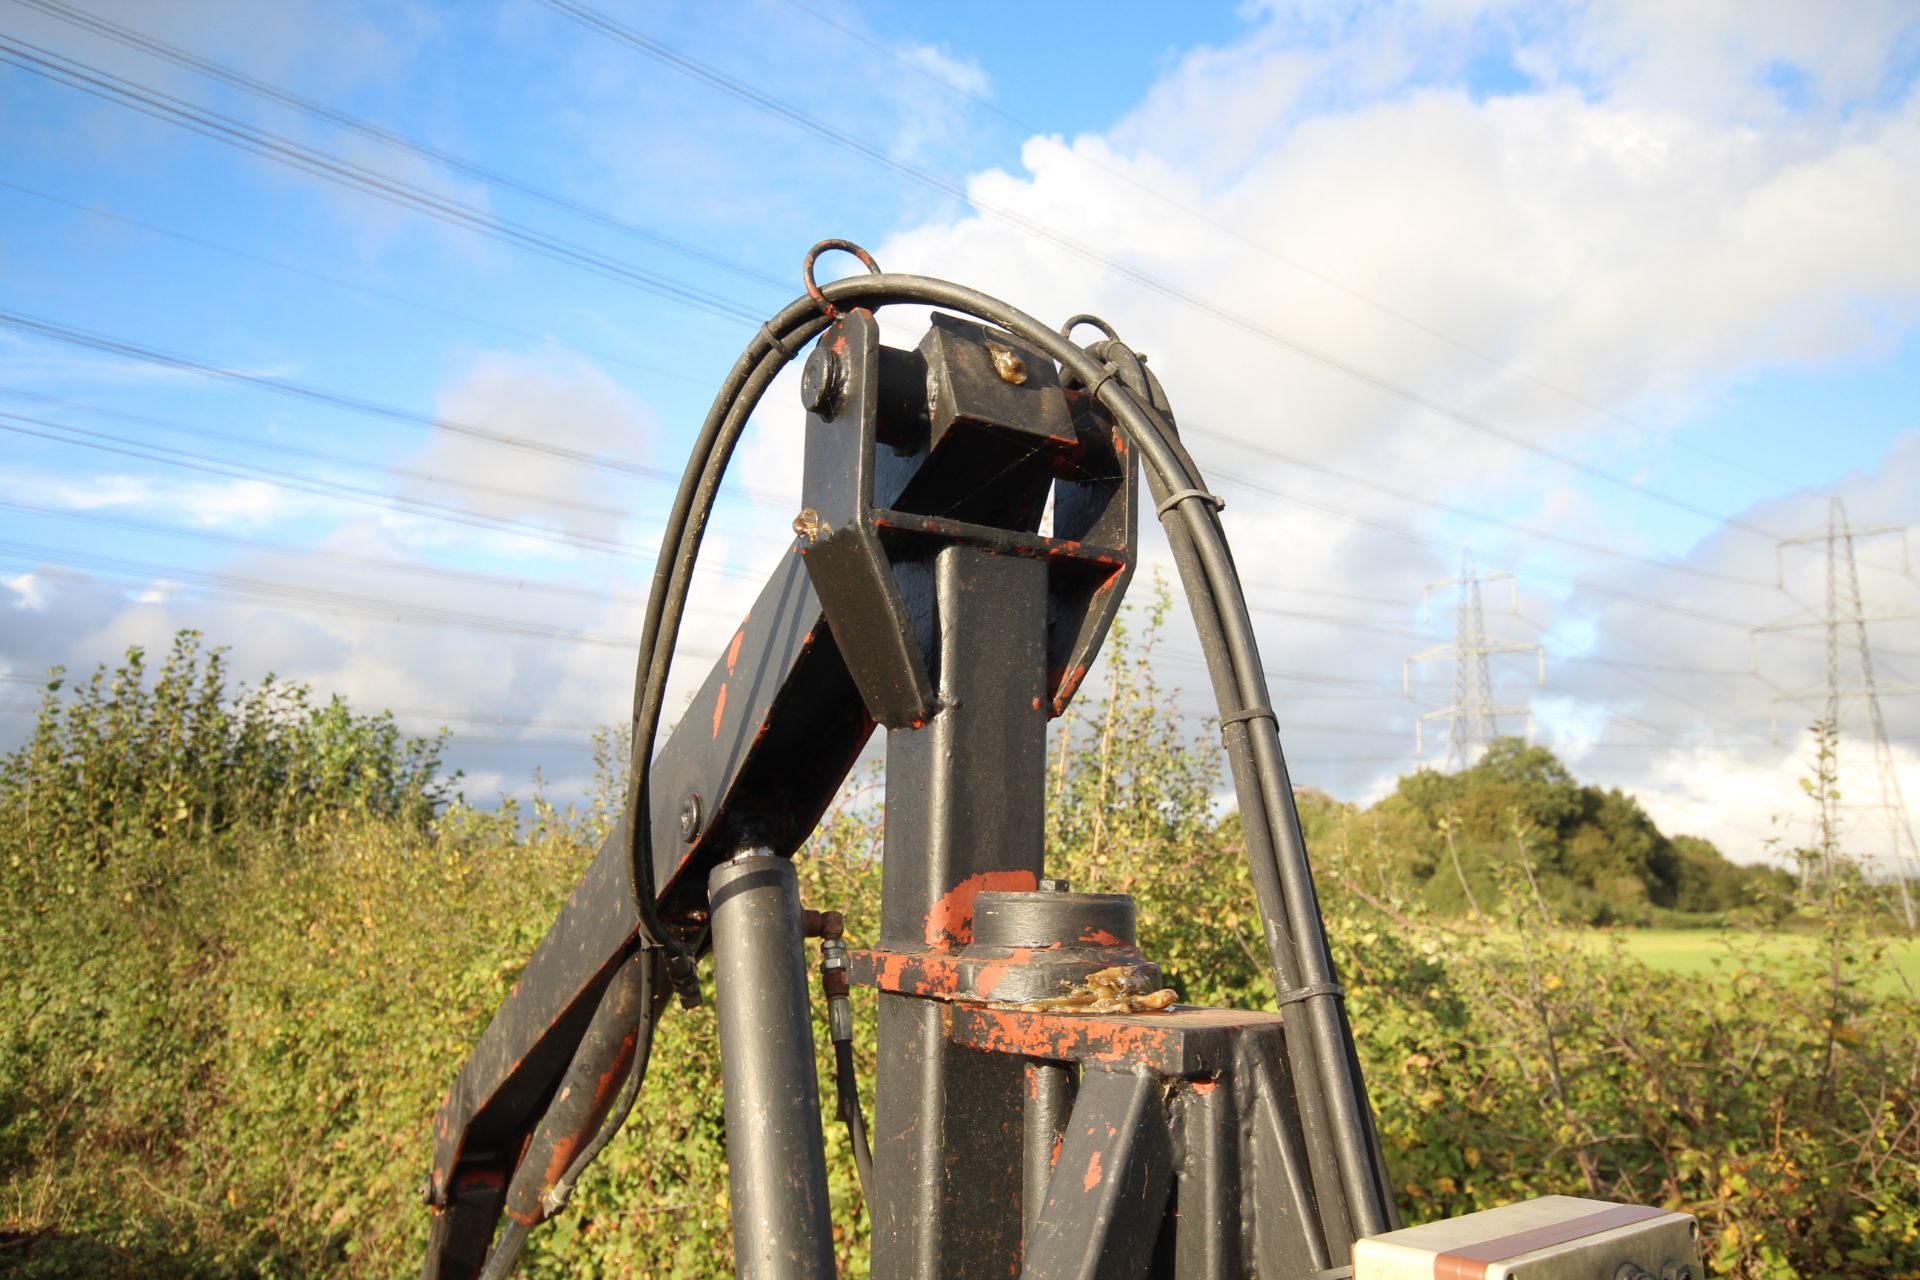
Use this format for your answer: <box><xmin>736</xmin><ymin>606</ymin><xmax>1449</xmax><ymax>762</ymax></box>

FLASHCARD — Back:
<box><xmin>985</xmin><ymin>340</ymin><xmax>1027</xmax><ymax>385</ymax></box>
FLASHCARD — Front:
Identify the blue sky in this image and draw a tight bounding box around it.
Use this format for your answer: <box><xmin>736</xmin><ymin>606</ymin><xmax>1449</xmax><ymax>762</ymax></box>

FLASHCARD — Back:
<box><xmin>3</xmin><ymin>0</ymin><xmax>1919</xmax><ymax>866</ymax></box>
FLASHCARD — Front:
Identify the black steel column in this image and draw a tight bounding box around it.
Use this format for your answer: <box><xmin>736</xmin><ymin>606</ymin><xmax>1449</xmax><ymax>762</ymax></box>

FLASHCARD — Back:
<box><xmin>872</xmin><ymin>545</ymin><xmax>1051</xmax><ymax>1280</ymax></box>
<box><xmin>1023</xmin><ymin>1061</ymin><xmax>1075</xmax><ymax>1246</ymax></box>
<box><xmin>709</xmin><ymin>851</ymin><xmax>835</xmax><ymax>1280</ymax></box>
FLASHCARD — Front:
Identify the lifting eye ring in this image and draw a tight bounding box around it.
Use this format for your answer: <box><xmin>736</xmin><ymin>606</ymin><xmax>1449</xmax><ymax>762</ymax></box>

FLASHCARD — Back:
<box><xmin>1060</xmin><ymin>312</ymin><xmax>1121</xmax><ymax>343</ymax></box>
<box><xmin>803</xmin><ymin>239</ymin><xmax>881</xmax><ymax>318</ymax></box>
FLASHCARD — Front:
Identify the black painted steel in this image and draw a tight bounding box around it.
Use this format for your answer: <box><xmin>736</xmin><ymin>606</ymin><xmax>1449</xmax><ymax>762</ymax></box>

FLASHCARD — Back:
<box><xmin>425</xmin><ymin>555</ymin><xmax>872</xmax><ymax>1274</ymax></box>
<box><xmin>422</xmin><ymin>255</ymin><xmax>1404</xmax><ymax>1276</ymax></box>
<box><xmin>709</xmin><ymin>852</ymin><xmax>836</xmax><ymax>1280</ymax></box>
<box><xmin>973</xmin><ymin>890</ymin><xmax>1135</xmax><ymax>949</ymax></box>
<box><xmin>1022</xmin><ymin>1068</ymin><xmax>1174</xmax><ymax>1280</ymax></box>
<box><xmin>1023</xmin><ymin>1061</ymin><xmax>1075</xmax><ymax>1246</ymax></box>
<box><xmin>498</xmin><ymin>951</ymin><xmax>652</xmax><ymax>1227</ymax></box>
<box><xmin>872</xmin><ymin>545</ymin><xmax>1050</xmax><ymax>1279</ymax></box>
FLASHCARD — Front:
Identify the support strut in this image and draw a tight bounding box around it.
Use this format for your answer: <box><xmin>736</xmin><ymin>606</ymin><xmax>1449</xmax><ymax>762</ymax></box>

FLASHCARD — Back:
<box><xmin>710</xmin><ymin>851</ymin><xmax>836</xmax><ymax>1280</ymax></box>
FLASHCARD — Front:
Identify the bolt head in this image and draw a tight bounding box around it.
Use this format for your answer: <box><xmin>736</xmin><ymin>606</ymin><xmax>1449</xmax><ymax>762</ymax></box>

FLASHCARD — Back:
<box><xmin>800</xmin><ymin>345</ymin><xmax>843</xmax><ymax>418</ymax></box>
<box><xmin>678</xmin><ymin>792</ymin><xmax>702</xmax><ymax>842</ymax></box>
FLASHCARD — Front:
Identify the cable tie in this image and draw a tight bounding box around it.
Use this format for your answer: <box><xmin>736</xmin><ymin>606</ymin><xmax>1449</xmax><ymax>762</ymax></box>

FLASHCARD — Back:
<box><xmin>1273</xmin><ymin>980</ymin><xmax>1344</xmax><ymax>1008</ymax></box>
<box><xmin>1083</xmin><ymin>361</ymin><xmax>1122</xmax><ymax>401</ymax></box>
<box><xmin>1155</xmin><ymin>488</ymin><xmax>1225</xmax><ymax>519</ymax></box>
<box><xmin>1219</xmin><ymin>705</ymin><xmax>1276</xmax><ymax>728</ymax></box>
<box><xmin>759</xmin><ymin>320</ymin><xmax>800</xmax><ymax>359</ymax></box>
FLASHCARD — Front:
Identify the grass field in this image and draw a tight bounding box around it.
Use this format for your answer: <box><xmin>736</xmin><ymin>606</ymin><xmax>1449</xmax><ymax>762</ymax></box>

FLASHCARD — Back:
<box><xmin>1600</xmin><ymin>928</ymin><xmax>1920</xmax><ymax>998</ymax></box>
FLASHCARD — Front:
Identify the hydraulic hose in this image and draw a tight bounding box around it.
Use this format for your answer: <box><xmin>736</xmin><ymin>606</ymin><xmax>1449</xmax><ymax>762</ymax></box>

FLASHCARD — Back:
<box><xmin>606</xmin><ymin>248</ymin><xmax>1396</xmax><ymax>1261</ymax></box>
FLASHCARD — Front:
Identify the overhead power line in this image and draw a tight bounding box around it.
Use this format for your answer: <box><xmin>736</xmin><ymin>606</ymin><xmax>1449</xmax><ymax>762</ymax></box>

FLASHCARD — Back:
<box><xmin>1752</xmin><ymin>498</ymin><xmax>1920</xmax><ymax>926</ymax></box>
<box><xmin>771</xmin><ymin>0</ymin><xmax>1798</xmax><ymax>495</ymax></box>
<box><xmin>0</xmin><ymin>532</ymin><xmax>1732</xmax><ymax>767</ymax></box>
<box><xmin>1203</xmin><ymin>460</ymin><xmax>1804</xmax><ymax>638</ymax></box>
<box><xmin>11</xmin><ymin>381</ymin><xmax>1832</xmax><ymax>661</ymax></box>
<box><xmin>5</xmin><ymin>174</ymin><xmax>1799</xmax><ymax>615</ymax></box>
<box><xmin>1</xmin><ymin>410</ymin><xmax>679</xmax><ymax>563</ymax></box>
<box><xmin>535</xmin><ymin>0</ymin><xmax>1785</xmax><ymax>541</ymax></box>
<box><xmin>1403</xmin><ymin>553</ymin><xmax>1544</xmax><ymax>768</ymax></box>
<box><xmin>0</xmin><ymin>535</ymin><xmax>1440</xmax><ymax>729</ymax></box>
<box><xmin>0</xmin><ymin>498</ymin><xmax>758</xmax><ymax>603</ymax></box>
<box><xmin>3</xmin><ymin>389</ymin><xmax>648</xmax><ymax>525</ymax></box>
<box><xmin>0</xmin><ymin>34</ymin><xmax>764</xmax><ymax>323</ymax></box>
<box><xmin>0</xmin><ymin>384</ymin><xmax>791</xmax><ymax>519</ymax></box>
<box><xmin>6</xmin><ymin>7</ymin><xmax>1802</xmax><ymax>587</ymax></box>
<box><xmin>0</xmin><ymin>178</ymin><xmax>706</xmax><ymax>387</ymax></box>
<box><xmin>2</xmin><ymin>305</ymin><xmax>1796</xmax><ymax>647</ymax></box>
<box><xmin>1197</xmin><ymin>428</ymin><xmax>1773</xmax><ymax>589</ymax></box>
<box><xmin>9</xmin><ymin>0</ymin><xmax>787</xmax><ymax>294</ymax></box>
<box><xmin>0</xmin><ymin>541</ymin><xmax>657</xmax><ymax>650</ymax></box>
<box><xmin>0</xmin><ymin>308</ymin><xmax>738</xmax><ymax>493</ymax></box>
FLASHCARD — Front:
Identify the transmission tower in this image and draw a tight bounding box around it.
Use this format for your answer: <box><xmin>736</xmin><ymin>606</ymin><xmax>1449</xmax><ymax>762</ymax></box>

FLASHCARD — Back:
<box><xmin>1404</xmin><ymin>551</ymin><xmax>1545</xmax><ymax>771</ymax></box>
<box><xmin>1752</xmin><ymin>498</ymin><xmax>1920</xmax><ymax>927</ymax></box>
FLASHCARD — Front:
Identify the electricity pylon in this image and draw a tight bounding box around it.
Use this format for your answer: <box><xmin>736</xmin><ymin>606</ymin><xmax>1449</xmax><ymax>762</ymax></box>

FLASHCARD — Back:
<box><xmin>1404</xmin><ymin>551</ymin><xmax>1545</xmax><ymax>771</ymax></box>
<box><xmin>1751</xmin><ymin>497</ymin><xmax>1920</xmax><ymax>928</ymax></box>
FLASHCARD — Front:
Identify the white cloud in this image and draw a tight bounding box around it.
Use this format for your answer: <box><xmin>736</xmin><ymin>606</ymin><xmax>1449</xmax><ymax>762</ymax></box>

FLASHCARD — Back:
<box><xmin>5</xmin><ymin>572</ymin><xmax>48</xmax><ymax>611</ymax></box>
<box><xmin>404</xmin><ymin>344</ymin><xmax>659</xmax><ymax>546</ymax></box>
<box><xmin>853</xmin><ymin>0</ymin><xmax>1920</xmax><ymax>856</ymax></box>
<box><xmin>10</xmin><ymin>0</ymin><xmax>1920</xmax><ymax>857</ymax></box>
<box><xmin>0</xmin><ymin>469</ymin><xmax>333</xmax><ymax>530</ymax></box>
<box><xmin>900</xmin><ymin>43</ymin><xmax>991</xmax><ymax>100</ymax></box>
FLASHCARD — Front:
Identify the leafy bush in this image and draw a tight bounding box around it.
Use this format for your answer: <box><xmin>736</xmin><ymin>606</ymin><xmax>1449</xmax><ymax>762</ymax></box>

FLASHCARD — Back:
<box><xmin>2</xmin><ymin>625</ymin><xmax>1914</xmax><ymax>1279</ymax></box>
<box><xmin>1</xmin><ymin>631</ymin><xmax>451</xmax><ymax>900</ymax></box>
<box><xmin>1303</xmin><ymin>738</ymin><xmax>1801</xmax><ymax>926</ymax></box>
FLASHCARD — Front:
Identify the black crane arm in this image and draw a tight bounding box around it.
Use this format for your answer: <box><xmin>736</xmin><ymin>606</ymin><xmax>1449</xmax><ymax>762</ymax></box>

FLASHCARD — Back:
<box><xmin>420</xmin><ymin>247</ymin><xmax>1420</xmax><ymax>1280</ymax></box>
<box><xmin>423</xmin><ymin>295</ymin><xmax>1137</xmax><ymax>1278</ymax></box>
<box><xmin>422</xmin><ymin>551</ymin><xmax>870</xmax><ymax>1275</ymax></box>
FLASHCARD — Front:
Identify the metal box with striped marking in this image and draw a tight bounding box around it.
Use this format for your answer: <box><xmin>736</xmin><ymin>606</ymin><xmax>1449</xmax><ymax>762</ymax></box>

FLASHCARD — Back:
<box><xmin>1352</xmin><ymin>1195</ymin><xmax>1702</xmax><ymax>1280</ymax></box>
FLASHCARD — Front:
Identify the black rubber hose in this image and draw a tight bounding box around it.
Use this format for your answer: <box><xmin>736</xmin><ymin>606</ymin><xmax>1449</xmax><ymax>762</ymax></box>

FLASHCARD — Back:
<box><xmin>622</xmin><ymin>302</ymin><xmax>831</xmax><ymax>948</ymax></box>
<box><xmin>796</xmin><ymin>271</ymin><xmax>1395</xmax><ymax>1236</ymax></box>
<box><xmin>612</xmin><ymin>265</ymin><xmax>1394</xmax><ymax>1240</ymax></box>
<box><xmin>833</xmin><ymin>1038</ymin><xmax>874</xmax><ymax>1208</ymax></box>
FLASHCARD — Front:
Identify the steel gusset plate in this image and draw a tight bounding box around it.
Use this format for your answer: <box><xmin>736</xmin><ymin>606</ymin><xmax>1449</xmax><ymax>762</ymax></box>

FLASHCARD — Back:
<box><xmin>796</xmin><ymin>310</ymin><xmax>1136</xmax><ymax>728</ymax></box>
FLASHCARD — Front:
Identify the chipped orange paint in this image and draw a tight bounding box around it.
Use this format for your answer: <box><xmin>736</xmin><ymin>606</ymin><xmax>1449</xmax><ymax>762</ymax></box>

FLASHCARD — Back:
<box><xmin>870</xmin><ymin>951</ymin><xmax>913</xmax><ymax>991</ymax></box>
<box><xmin>1083</xmin><ymin>1149</ymin><xmax>1103</xmax><ymax>1191</ymax></box>
<box><xmin>1189</xmin><ymin>1078</ymin><xmax>1219</xmax><ymax>1094</ymax></box>
<box><xmin>712</xmin><ymin>683</ymin><xmax>727</xmax><ymax>738</ymax></box>
<box><xmin>923</xmin><ymin>868</ymin><xmax>1037</xmax><ymax>949</ymax></box>
<box><xmin>514</xmin><ymin>1026</ymin><xmax>641</xmax><ymax>1223</ymax></box>
<box><xmin>725</xmin><ymin>629</ymin><xmax>745</xmax><ymax>674</ymax></box>
<box><xmin>1077</xmin><ymin>927</ymin><xmax>1124</xmax><ymax>947</ymax></box>
<box><xmin>944</xmin><ymin>1003</ymin><xmax>1283</xmax><ymax>1076</ymax></box>
<box><xmin>968</xmin><ymin>946</ymin><xmax>1040</xmax><ymax>1000</ymax></box>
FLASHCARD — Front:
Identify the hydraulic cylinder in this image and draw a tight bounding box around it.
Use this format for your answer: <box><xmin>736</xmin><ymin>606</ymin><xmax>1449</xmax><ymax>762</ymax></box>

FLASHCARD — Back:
<box><xmin>709</xmin><ymin>850</ymin><xmax>835</xmax><ymax>1280</ymax></box>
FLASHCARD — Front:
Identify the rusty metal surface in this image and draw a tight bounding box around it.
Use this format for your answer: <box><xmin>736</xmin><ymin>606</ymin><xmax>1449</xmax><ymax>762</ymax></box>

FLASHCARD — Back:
<box><xmin>944</xmin><ymin>1003</ymin><xmax>1285</xmax><ymax>1079</ymax></box>
<box><xmin>1020</xmin><ymin>1067</ymin><xmax>1173</xmax><ymax>1280</ymax></box>
<box><xmin>848</xmin><ymin>946</ymin><xmax>1161</xmax><ymax>1006</ymax></box>
<box><xmin>418</xmin><ymin>273</ymin><xmax>1415</xmax><ymax>1277</ymax></box>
